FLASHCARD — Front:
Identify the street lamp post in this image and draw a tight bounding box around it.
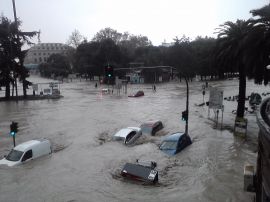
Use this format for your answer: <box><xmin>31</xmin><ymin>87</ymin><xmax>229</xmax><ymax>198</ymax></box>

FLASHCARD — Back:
<box><xmin>183</xmin><ymin>75</ymin><xmax>189</xmax><ymax>135</ymax></box>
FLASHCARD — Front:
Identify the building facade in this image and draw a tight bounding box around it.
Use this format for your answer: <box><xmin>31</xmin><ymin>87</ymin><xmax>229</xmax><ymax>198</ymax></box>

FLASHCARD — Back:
<box><xmin>24</xmin><ymin>43</ymin><xmax>71</xmax><ymax>65</ymax></box>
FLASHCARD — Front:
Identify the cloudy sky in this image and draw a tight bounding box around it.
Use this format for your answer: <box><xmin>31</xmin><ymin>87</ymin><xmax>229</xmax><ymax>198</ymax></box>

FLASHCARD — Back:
<box><xmin>1</xmin><ymin>0</ymin><xmax>269</xmax><ymax>45</ymax></box>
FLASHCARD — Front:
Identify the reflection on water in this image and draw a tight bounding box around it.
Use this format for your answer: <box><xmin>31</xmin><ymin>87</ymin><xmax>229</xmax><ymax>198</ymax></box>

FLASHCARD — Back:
<box><xmin>0</xmin><ymin>77</ymin><xmax>261</xmax><ymax>202</ymax></box>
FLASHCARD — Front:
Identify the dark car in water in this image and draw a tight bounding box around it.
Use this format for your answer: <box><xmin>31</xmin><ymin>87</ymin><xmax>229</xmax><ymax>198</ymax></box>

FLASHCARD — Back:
<box><xmin>159</xmin><ymin>132</ymin><xmax>192</xmax><ymax>155</ymax></box>
<box><xmin>121</xmin><ymin>160</ymin><xmax>158</xmax><ymax>184</ymax></box>
<box><xmin>140</xmin><ymin>120</ymin><xmax>163</xmax><ymax>136</ymax></box>
<box><xmin>128</xmin><ymin>90</ymin><xmax>144</xmax><ymax>97</ymax></box>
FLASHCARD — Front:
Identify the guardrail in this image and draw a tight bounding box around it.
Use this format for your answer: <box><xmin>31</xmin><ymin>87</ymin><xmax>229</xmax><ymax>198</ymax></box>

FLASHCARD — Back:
<box><xmin>256</xmin><ymin>97</ymin><xmax>270</xmax><ymax>201</ymax></box>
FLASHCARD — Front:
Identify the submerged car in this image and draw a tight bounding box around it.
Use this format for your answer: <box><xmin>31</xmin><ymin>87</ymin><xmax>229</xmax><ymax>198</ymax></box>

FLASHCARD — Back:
<box><xmin>159</xmin><ymin>132</ymin><xmax>192</xmax><ymax>155</ymax></box>
<box><xmin>113</xmin><ymin>127</ymin><xmax>142</xmax><ymax>145</ymax></box>
<box><xmin>121</xmin><ymin>160</ymin><xmax>158</xmax><ymax>183</ymax></box>
<box><xmin>0</xmin><ymin>139</ymin><xmax>52</xmax><ymax>167</ymax></box>
<box><xmin>128</xmin><ymin>90</ymin><xmax>144</xmax><ymax>97</ymax></box>
<box><xmin>140</xmin><ymin>120</ymin><xmax>164</xmax><ymax>136</ymax></box>
<box><xmin>249</xmin><ymin>93</ymin><xmax>262</xmax><ymax>105</ymax></box>
<box><xmin>101</xmin><ymin>88</ymin><xmax>110</xmax><ymax>94</ymax></box>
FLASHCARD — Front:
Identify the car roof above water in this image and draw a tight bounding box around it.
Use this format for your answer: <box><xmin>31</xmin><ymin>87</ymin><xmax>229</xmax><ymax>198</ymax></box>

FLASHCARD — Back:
<box><xmin>140</xmin><ymin>120</ymin><xmax>161</xmax><ymax>127</ymax></box>
<box><xmin>14</xmin><ymin>139</ymin><xmax>49</xmax><ymax>152</ymax></box>
<box><xmin>164</xmin><ymin>132</ymin><xmax>185</xmax><ymax>141</ymax></box>
<box><xmin>114</xmin><ymin>127</ymin><xmax>141</xmax><ymax>138</ymax></box>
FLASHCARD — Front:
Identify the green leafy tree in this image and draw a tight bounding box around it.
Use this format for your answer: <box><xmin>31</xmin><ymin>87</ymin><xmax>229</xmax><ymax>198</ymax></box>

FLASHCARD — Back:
<box><xmin>92</xmin><ymin>27</ymin><xmax>122</xmax><ymax>44</ymax></box>
<box><xmin>191</xmin><ymin>37</ymin><xmax>216</xmax><ymax>80</ymax></box>
<box><xmin>74</xmin><ymin>38</ymin><xmax>123</xmax><ymax>78</ymax></box>
<box><xmin>246</xmin><ymin>5</ymin><xmax>270</xmax><ymax>85</ymax></box>
<box><xmin>39</xmin><ymin>54</ymin><xmax>71</xmax><ymax>78</ymax></box>
<box><xmin>0</xmin><ymin>15</ymin><xmax>37</xmax><ymax>98</ymax></box>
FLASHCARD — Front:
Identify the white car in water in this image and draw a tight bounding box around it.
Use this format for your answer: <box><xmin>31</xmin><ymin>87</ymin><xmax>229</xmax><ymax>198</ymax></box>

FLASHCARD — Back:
<box><xmin>0</xmin><ymin>139</ymin><xmax>52</xmax><ymax>167</ymax></box>
<box><xmin>113</xmin><ymin>127</ymin><xmax>142</xmax><ymax>145</ymax></box>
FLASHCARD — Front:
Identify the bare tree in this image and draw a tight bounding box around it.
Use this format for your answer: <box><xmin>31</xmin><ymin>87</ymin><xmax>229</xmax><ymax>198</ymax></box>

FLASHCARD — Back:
<box><xmin>67</xmin><ymin>29</ymin><xmax>85</xmax><ymax>48</ymax></box>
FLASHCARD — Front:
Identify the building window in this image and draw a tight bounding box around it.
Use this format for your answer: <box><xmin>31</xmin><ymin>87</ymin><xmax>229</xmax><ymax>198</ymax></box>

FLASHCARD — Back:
<box><xmin>43</xmin><ymin>53</ymin><xmax>46</xmax><ymax>55</ymax></box>
<box><xmin>39</xmin><ymin>57</ymin><xmax>42</xmax><ymax>62</ymax></box>
<box><xmin>39</xmin><ymin>53</ymin><xmax>41</xmax><ymax>56</ymax></box>
<box><xmin>34</xmin><ymin>58</ymin><xmax>37</xmax><ymax>63</ymax></box>
<box><xmin>34</xmin><ymin>53</ymin><xmax>36</xmax><ymax>56</ymax></box>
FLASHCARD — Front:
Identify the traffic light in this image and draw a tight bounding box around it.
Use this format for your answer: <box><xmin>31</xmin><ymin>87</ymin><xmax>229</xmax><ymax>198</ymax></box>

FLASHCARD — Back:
<box><xmin>10</xmin><ymin>122</ymin><xmax>18</xmax><ymax>136</ymax></box>
<box><xmin>182</xmin><ymin>110</ymin><xmax>188</xmax><ymax>121</ymax></box>
<box><xmin>105</xmin><ymin>65</ymin><xmax>114</xmax><ymax>78</ymax></box>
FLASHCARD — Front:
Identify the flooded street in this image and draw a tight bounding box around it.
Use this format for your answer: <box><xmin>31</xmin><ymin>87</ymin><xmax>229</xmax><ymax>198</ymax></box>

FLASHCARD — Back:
<box><xmin>0</xmin><ymin>77</ymin><xmax>266</xmax><ymax>202</ymax></box>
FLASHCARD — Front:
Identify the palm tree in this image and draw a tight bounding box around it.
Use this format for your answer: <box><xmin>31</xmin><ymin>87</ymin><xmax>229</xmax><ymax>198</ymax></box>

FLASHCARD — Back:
<box><xmin>246</xmin><ymin>5</ymin><xmax>270</xmax><ymax>85</ymax></box>
<box><xmin>215</xmin><ymin>20</ymin><xmax>253</xmax><ymax>118</ymax></box>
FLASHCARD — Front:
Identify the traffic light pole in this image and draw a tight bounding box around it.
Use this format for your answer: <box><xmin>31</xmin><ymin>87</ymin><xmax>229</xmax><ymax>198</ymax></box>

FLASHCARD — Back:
<box><xmin>184</xmin><ymin>76</ymin><xmax>189</xmax><ymax>135</ymax></box>
<box><xmin>13</xmin><ymin>135</ymin><xmax>16</xmax><ymax>147</ymax></box>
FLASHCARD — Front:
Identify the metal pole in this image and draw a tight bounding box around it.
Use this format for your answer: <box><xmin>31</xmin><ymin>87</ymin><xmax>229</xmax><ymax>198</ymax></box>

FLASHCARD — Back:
<box><xmin>12</xmin><ymin>0</ymin><xmax>18</xmax><ymax>99</ymax></box>
<box><xmin>184</xmin><ymin>76</ymin><xmax>189</xmax><ymax>135</ymax></box>
<box><xmin>13</xmin><ymin>135</ymin><xmax>16</xmax><ymax>147</ymax></box>
<box><xmin>221</xmin><ymin>105</ymin><xmax>224</xmax><ymax>130</ymax></box>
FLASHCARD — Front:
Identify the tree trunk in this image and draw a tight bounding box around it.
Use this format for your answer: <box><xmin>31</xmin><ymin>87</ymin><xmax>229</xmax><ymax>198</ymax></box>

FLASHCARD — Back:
<box><xmin>23</xmin><ymin>79</ymin><xmax>27</xmax><ymax>98</ymax></box>
<box><xmin>236</xmin><ymin>65</ymin><xmax>246</xmax><ymax>118</ymax></box>
<box><xmin>5</xmin><ymin>82</ymin><xmax>10</xmax><ymax>98</ymax></box>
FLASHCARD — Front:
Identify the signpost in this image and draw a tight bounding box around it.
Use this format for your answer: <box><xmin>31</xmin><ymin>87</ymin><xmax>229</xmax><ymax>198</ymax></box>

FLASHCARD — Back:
<box><xmin>208</xmin><ymin>87</ymin><xmax>224</xmax><ymax>129</ymax></box>
<box><xmin>209</xmin><ymin>87</ymin><xmax>223</xmax><ymax>109</ymax></box>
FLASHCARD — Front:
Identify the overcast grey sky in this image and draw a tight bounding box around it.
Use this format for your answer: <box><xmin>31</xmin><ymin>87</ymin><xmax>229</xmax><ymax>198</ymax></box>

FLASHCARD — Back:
<box><xmin>1</xmin><ymin>0</ymin><xmax>269</xmax><ymax>45</ymax></box>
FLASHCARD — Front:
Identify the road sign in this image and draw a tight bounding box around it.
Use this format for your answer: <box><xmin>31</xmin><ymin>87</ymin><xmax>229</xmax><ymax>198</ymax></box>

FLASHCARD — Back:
<box><xmin>209</xmin><ymin>87</ymin><xmax>223</xmax><ymax>109</ymax></box>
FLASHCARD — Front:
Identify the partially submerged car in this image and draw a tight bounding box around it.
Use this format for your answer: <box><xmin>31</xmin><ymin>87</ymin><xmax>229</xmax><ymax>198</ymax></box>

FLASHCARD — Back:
<box><xmin>121</xmin><ymin>160</ymin><xmax>158</xmax><ymax>183</ymax></box>
<box><xmin>0</xmin><ymin>139</ymin><xmax>52</xmax><ymax>167</ymax></box>
<box><xmin>101</xmin><ymin>88</ymin><xmax>110</xmax><ymax>94</ymax></box>
<box><xmin>159</xmin><ymin>132</ymin><xmax>192</xmax><ymax>155</ymax></box>
<box><xmin>128</xmin><ymin>90</ymin><xmax>144</xmax><ymax>97</ymax></box>
<box><xmin>113</xmin><ymin>127</ymin><xmax>142</xmax><ymax>145</ymax></box>
<box><xmin>140</xmin><ymin>120</ymin><xmax>164</xmax><ymax>136</ymax></box>
<box><xmin>249</xmin><ymin>93</ymin><xmax>262</xmax><ymax>106</ymax></box>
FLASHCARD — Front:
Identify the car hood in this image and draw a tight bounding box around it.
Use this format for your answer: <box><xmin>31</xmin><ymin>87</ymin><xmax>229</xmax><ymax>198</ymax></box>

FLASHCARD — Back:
<box><xmin>160</xmin><ymin>149</ymin><xmax>176</xmax><ymax>156</ymax></box>
<box><xmin>0</xmin><ymin>158</ymin><xmax>20</xmax><ymax>167</ymax></box>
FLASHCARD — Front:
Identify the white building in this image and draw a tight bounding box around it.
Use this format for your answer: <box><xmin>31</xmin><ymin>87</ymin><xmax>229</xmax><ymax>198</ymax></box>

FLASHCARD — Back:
<box><xmin>24</xmin><ymin>43</ymin><xmax>72</xmax><ymax>65</ymax></box>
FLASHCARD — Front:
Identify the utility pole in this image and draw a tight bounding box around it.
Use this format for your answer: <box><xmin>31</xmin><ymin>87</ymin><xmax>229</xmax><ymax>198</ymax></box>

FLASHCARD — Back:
<box><xmin>184</xmin><ymin>76</ymin><xmax>189</xmax><ymax>135</ymax></box>
<box><xmin>12</xmin><ymin>0</ymin><xmax>18</xmax><ymax>99</ymax></box>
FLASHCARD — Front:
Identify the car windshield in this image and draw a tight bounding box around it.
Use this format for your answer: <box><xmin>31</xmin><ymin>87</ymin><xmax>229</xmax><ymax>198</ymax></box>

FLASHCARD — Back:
<box><xmin>125</xmin><ymin>131</ymin><xmax>136</xmax><ymax>143</ymax></box>
<box><xmin>160</xmin><ymin>141</ymin><xmax>177</xmax><ymax>150</ymax></box>
<box><xmin>6</xmin><ymin>149</ymin><xmax>23</xmax><ymax>161</ymax></box>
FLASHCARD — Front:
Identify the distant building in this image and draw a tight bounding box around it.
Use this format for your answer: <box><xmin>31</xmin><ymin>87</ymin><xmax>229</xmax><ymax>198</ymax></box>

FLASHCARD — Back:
<box><xmin>24</xmin><ymin>43</ymin><xmax>72</xmax><ymax>72</ymax></box>
<box><xmin>161</xmin><ymin>40</ymin><xmax>174</xmax><ymax>47</ymax></box>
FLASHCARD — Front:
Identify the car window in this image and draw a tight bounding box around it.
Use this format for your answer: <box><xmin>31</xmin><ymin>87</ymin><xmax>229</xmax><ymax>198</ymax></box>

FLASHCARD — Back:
<box><xmin>152</xmin><ymin>123</ymin><xmax>163</xmax><ymax>135</ymax></box>
<box><xmin>125</xmin><ymin>131</ymin><xmax>136</xmax><ymax>143</ymax></box>
<box><xmin>141</xmin><ymin>126</ymin><xmax>152</xmax><ymax>134</ymax></box>
<box><xmin>160</xmin><ymin>141</ymin><xmax>177</xmax><ymax>150</ymax></box>
<box><xmin>21</xmin><ymin>150</ymin><xmax>33</xmax><ymax>162</ymax></box>
<box><xmin>6</xmin><ymin>149</ymin><xmax>23</xmax><ymax>162</ymax></box>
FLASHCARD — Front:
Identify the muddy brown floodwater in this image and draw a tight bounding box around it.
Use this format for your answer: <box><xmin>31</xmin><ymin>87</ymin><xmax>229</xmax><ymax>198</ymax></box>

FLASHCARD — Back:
<box><xmin>0</xmin><ymin>77</ymin><xmax>266</xmax><ymax>202</ymax></box>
